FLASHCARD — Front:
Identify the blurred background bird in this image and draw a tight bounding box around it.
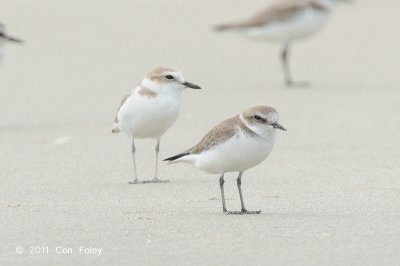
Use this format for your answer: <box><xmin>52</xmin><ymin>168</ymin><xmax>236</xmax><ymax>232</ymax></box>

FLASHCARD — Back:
<box><xmin>215</xmin><ymin>0</ymin><xmax>350</xmax><ymax>87</ymax></box>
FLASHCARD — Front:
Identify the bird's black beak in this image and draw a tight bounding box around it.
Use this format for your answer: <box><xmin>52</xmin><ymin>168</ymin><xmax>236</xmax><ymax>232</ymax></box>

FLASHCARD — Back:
<box><xmin>7</xmin><ymin>36</ymin><xmax>24</xmax><ymax>44</ymax></box>
<box><xmin>271</xmin><ymin>122</ymin><xmax>287</xmax><ymax>131</ymax></box>
<box><xmin>183</xmin><ymin>81</ymin><xmax>201</xmax><ymax>89</ymax></box>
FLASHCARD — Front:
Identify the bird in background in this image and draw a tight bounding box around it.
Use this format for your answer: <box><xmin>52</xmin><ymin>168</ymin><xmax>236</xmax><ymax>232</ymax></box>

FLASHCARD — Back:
<box><xmin>164</xmin><ymin>106</ymin><xmax>286</xmax><ymax>214</ymax></box>
<box><xmin>215</xmin><ymin>0</ymin><xmax>350</xmax><ymax>87</ymax></box>
<box><xmin>112</xmin><ymin>67</ymin><xmax>201</xmax><ymax>184</ymax></box>
<box><xmin>0</xmin><ymin>23</ymin><xmax>23</xmax><ymax>64</ymax></box>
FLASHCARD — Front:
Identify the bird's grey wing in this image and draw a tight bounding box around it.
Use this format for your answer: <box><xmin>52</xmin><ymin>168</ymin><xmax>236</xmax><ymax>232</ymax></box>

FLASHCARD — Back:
<box><xmin>189</xmin><ymin>116</ymin><xmax>239</xmax><ymax>154</ymax></box>
<box><xmin>216</xmin><ymin>0</ymin><xmax>313</xmax><ymax>30</ymax></box>
<box><xmin>113</xmin><ymin>94</ymin><xmax>130</xmax><ymax>124</ymax></box>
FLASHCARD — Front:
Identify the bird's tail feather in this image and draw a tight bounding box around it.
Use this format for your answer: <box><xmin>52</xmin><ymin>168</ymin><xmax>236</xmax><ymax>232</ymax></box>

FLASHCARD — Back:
<box><xmin>214</xmin><ymin>23</ymin><xmax>240</xmax><ymax>32</ymax></box>
<box><xmin>163</xmin><ymin>152</ymin><xmax>190</xmax><ymax>163</ymax></box>
<box><xmin>111</xmin><ymin>123</ymin><xmax>120</xmax><ymax>133</ymax></box>
<box><xmin>7</xmin><ymin>36</ymin><xmax>24</xmax><ymax>44</ymax></box>
<box><xmin>214</xmin><ymin>24</ymin><xmax>230</xmax><ymax>31</ymax></box>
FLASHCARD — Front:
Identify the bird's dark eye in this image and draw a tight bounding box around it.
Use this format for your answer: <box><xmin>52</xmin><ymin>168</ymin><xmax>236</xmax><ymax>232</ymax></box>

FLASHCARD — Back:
<box><xmin>165</xmin><ymin>75</ymin><xmax>174</xmax><ymax>80</ymax></box>
<box><xmin>254</xmin><ymin>115</ymin><xmax>262</xmax><ymax>121</ymax></box>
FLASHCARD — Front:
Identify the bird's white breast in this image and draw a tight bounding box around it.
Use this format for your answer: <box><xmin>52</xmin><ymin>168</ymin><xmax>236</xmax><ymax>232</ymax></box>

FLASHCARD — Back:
<box><xmin>245</xmin><ymin>8</ymin><xmax>331</xmax><ymax>41</ymax></box>
<box><xmin>191</xmin><ymin>130</ymin><xmax>276</xmax><ymax>174</ymax></box>
<box><xmin>117</xmin><ymin>89</ymin><xmax>181</xmax><ymax>138</ymax></box>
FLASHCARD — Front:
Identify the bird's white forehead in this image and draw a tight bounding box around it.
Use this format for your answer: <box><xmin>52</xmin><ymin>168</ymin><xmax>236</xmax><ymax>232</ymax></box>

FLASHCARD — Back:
<box><xmin>265</xmin><ymin>111</ymin><xmax>279</xmax><ymax>122</ymax></box>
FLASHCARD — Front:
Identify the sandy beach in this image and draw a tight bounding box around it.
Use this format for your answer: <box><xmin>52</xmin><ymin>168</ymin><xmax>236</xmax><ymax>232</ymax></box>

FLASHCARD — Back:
<box><xmin>1</xmin><ymin>0</ymin><xmax>400</xmax><ymax>265</ymax></box>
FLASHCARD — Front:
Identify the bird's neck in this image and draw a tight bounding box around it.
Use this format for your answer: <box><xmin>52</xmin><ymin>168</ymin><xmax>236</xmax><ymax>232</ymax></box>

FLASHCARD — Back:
<box><xmin>140</xmin><ymin>78</ymin><xmax>182</xmax><ymax>98</ymax></box>
<box><xmin>239</xmin><ymin>114</ymin><xmax>277</xmax><ymax>140</ymax></box>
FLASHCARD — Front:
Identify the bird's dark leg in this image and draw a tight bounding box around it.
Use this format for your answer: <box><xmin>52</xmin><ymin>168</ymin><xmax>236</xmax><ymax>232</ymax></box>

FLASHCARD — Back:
<box><xmin>219</xmin><ymin>173</ymin><xmax>227</xmax><ymax>213</ymax></box>
<box><xmin>281</xmin><ymin>41</ymin><xmax>309</xmax><ymax>87</ymax></box>
<box><xmin>281</xmin><ymin>42</ymin><xmax>293</xmax><ymax>87</ymax></box>
<box><xmin>227</xmin><ymin>171</ymin><xmax>261</xmax><ymax>215</ymax></box>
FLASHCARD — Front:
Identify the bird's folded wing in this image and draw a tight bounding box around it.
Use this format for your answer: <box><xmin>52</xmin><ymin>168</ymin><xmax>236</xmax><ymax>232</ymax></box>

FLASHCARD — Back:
<box><xmin>220</xmin><ymin>0</ymin><xmax>316</xmax><ymax>30</ymax></box>
<box><xmin>190</xmin><ymin>116</ymin><xmax>238</xmax><ymax>154</ymax></box>
<box><xmin>113</xmin><ymin>93</ymin><xmax>131</xmax><ymax>124</ymax></box>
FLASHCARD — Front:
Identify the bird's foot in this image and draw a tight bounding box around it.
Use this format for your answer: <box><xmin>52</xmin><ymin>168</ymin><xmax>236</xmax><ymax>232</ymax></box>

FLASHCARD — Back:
<box><xmin>128</xmin><ymin>179</ymin><xmax>145</xmax><ymax>184</ymax></box>
<box><xmin>241</xmin><ymin>209</ymin><xmax>261</xmax><ymax>214</ymax></box>
<box><xmin>142</xmin><ymin>178</ymin><xmax>170</xmax><ymax>184</ymax></box>
<box><xmin>224</xmin><ymin>209</ymin><xmax>261</xmax><ymax>215</ymax></box>
<box><xmin>286</xmin><ymin>80</ymin><xmax>310</xmax><ymax>88</ymax></box>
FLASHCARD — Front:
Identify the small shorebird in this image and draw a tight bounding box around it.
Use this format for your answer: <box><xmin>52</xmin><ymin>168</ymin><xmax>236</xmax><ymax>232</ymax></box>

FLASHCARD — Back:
<box><xmin>164</xmin><ymin>106</ymin><xmax>286</xmax><ymax>214</ymax></box>
<box><xmin>0</xmin><ymin>23</ymin><xmax>23</xmax><ymax>64</ymax></box>
<box><xmin>215</xmin><ymin>0</ymin><xmax>347</xmax><ymax>86</ymax></box>
<box><xmin>112</xmin><ymin>67</ymin><xmax>201</xmax><ymax>184</ymax></box>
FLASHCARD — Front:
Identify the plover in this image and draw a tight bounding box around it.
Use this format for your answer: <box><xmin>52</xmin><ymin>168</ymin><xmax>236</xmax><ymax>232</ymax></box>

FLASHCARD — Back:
<box><xmin>164</xmin><ymin>106</ymin><xmax>286</xmax><ymax>214</ymax></box>
<box><xmin>215</xmin><ymin>0</ymin><xmax>347</xmax><ymax>86</ymax></box>
<box><xmin>112</xmin><ymin>67</ymin><xmax>201</xmax><ymax>184</ymax></box>
<box><xmin>0</xmin><ymin>23</ymin><xmax>23</xmax><ymax>64</ymax></box>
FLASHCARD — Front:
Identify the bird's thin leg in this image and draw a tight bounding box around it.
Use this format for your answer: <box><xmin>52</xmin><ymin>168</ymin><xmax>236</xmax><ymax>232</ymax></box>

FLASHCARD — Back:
<box><xmin>237</xmin><ymin>172</ymin><xmax>247</xmax><ymax>211</ymax></box>
<box><xmin>129</xmin><ymin>138</ymin><xmax>143</xmax><ymax>184</ymax></box>
<box><xmin>219</xmin><ymin>173</ymin><xmax>227</xmax><ymax>213</ymax></box>
<box><xmin>281</xmin><ymin>42</ymin><xmax>293</xmax><ymax>87</ymax></box>
<box><xmin>153</xmin><ymin>138</ymin><xmax>160</xmax><ymax>180</ymax></box>
<box><xmin>143</xmin><ymin>138</ymin><xmax>169</xmax><ymax>183</ymax></box>
<box><xmin>281</xmin><ymin>42</ymin><xmax>309</xmax><ymax>87</ymax></box>
<box><xmin>227</xmin><ymin>171</ymin><xmax>261</xmax><ymax>215</ymax></box>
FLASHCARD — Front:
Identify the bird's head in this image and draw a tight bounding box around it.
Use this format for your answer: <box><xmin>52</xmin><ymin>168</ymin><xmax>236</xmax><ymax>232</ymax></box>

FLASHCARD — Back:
<box><xmin>141</xmin><ymin>67</ymin><xmax>201</xmax><ymax>96</ymax></box>
<box><xmin>241</xmin><ymin>106</ymin><xmax>286</xmax><ymax>138</ymax></box>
